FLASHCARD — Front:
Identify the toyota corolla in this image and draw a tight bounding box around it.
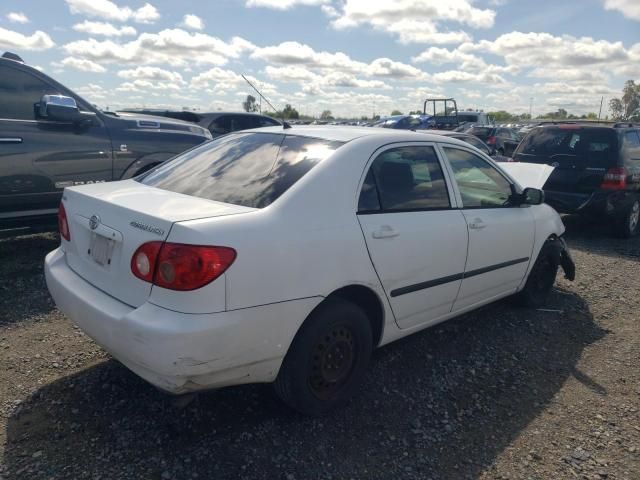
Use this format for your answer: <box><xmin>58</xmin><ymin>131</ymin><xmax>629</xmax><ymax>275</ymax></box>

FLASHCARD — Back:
<box><xmin>45</xmin><ymin>126</ymin><xmax>575</xmax><ymax>415</ymax></box>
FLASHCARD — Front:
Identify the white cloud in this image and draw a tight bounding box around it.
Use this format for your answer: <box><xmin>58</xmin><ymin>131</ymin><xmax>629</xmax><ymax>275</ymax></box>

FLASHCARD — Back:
<box><xmin>602</xmin><ymin>0</ymin><xmax>640</xmax><ymax>21</ymax></box>
<box><xmin>0</xmin><ymin>27</ymin><xmax>55</xmax><ymax>51</ymax></box>
<box><xmin>65</xmin><ymin>0</ymin><xmax>160</xmax><ymax>24</ymax></box>
<box><xmin>366</xmin><ymin>58</ymin><xmax>426</xmax><ymax>79</ymax></box>
<box><xmin>264</xmin><ymin>66</ymin><xmax>389</xmax><ymax>89</ymax></box>
<box><xmin>118</xmin><ymin>66</ymin><xmax>185</xmax><ymax>84</ymax></box>
<box><xmin>133</xmin><ymin>3</ymin><xmax>160</xmax><ymax>23</ymax></box>
<box><xmin>330</xmin><ymin>0</ymin><xmax>495</xmax><ymax>44</ymax></box>
<box><xmin>251</xmin><ymin>41</ymin><xmax>367</xmax><ymax>73</ymax></box>
<box><xmin>72</xmin><ymin>21</ymin><xmax>136</xmax><ymax>37</ymax></box>
<box><xmin>64</xmin><ymin>30</ymin><xmax>255</xmax><ymax>66</ymax></box>
<box><xmin>460</xmin><ymin>32</ymin><xmax>630</xmax><ymax>67</ymax></box>
<box><xmin>246</xmin><ymin>0</ymin><xmax>329</xmax><ymax>9</ymax></box>
<box><xmin>180</xmin><ymin>14</ymin><xmax>204</xmax><ymax>30</ymax></box>
<box><xmin>7</xmin><ymin>12</ymin><xmax>29</xmax><ymax>24</ymax></box>
<box><xmin>61</xmin><ymin>56</ymin><xmax>107</xmax><ymax>72</ymax></box>
<box><xmin>252</xmin><ymin>42</ymin><xmax>425</xmax><ymax>80</ymax></box>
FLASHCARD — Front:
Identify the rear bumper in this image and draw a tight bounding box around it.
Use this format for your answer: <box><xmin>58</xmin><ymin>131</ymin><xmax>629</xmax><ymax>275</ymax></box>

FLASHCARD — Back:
<box><xmin>545</xmin><ymin>189</ymin><xmax>635</xmax><ymax>218</ymax></box>
<box><xmin>45</xmin><ymin>247</ymin><xmax>321</xmax><ymax>394</ymax></box>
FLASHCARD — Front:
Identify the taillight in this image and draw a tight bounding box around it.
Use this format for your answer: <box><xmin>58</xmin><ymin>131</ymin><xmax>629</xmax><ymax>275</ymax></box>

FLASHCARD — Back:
<box><xmin>131</xmin><ymin>242</ymin><xmax>236</xmax><ymax>291</ymax></box>
<box><xmin>131</xmin><ymin>241</ymin><xmax>163</xmax><ymax>283</ymax></box>
<box><xmin>601</xmin><ymin>167</ymin><xmax>627</xmax><ymax>190</ymax></box>
<box><xmin>486</xmin><ymin>136</ymin><xmax>497</xmax><ymax>145</ymax></box>
<box><xmin>58</xmin><ymin>203</ymin><xmax>71</xmax><ymax>241</ymax></box>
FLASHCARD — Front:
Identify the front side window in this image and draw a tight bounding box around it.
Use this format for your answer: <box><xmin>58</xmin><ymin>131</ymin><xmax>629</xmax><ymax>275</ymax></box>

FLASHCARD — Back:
<box><xmin>358</xmin><ymin>145</ymin><xmax>450</xmax><ymax>212</ymax></box>
<box><xmin>443</xmin><ymin>147</ymin><xmax>513</xmax><ymax>208</ymax></box>
<box><xmin>139</xmin><ymin>133</ymin><xmax>342</xmax><ymax>208</ymax></box>
<box><xmin>0</xmin><ymin>65</ymin><xmax>58</xmax><ymax>120</ymax></box>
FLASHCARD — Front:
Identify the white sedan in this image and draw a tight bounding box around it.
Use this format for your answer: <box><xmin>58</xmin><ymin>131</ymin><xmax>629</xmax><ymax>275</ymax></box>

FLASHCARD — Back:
<box><xmin>45</xmin><ymin>126</ymin><xmax>575</xmax><ymax>415</ymax></box>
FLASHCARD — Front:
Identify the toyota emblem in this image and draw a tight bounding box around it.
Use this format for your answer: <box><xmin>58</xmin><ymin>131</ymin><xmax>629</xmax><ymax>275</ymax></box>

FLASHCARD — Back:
<box><xmin>551</xmin><ymin>161</ymin><xmax>560</xmax><ymax>168</ymax></box>
<box><xmin>89</xmin><ymin>214</ymin><xmax>101</xmax><ymax>230</ymax></box>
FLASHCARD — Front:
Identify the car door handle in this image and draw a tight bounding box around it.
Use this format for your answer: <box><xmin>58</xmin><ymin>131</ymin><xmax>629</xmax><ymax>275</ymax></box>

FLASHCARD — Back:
<box><xmin>469</xmin><ymin>219</ymin><xmax>486</xmax><ymax>230</ymax></box>
<box><xmin>372</xmin><ymin>226</ymin><xmax>399</xmax><ymax>239</ymax></box>
<box><xmin>0</xmin><ymin>137</ymin><xmax>23</xmax><ymax>144</ymax></box>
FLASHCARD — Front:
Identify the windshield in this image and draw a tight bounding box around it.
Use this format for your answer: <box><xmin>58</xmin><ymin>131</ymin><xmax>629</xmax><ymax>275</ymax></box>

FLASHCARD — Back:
<box><xmin>138</xmin><ymin>132</ymin><xmax>343</xmax><ymax>208</ymax></box>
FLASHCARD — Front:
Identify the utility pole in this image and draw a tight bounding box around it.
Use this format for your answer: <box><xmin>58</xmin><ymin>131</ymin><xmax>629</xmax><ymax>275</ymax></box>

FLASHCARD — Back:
<box><xmin>529</xmin><ymin>97</ymin><xmax>533</xmax><ymax>119</ymax></box>
<box><xmin>598</xmin><ymin>96</ymin><xmax>604</xmax><ymax>120</ymax></box>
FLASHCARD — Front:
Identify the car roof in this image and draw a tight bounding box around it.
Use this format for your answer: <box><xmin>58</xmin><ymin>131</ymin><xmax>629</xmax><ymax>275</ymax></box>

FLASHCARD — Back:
<box><xmin>239</xmin><ymin>125</ymin><xmax>477</xmax><ymax>144</ymax></box>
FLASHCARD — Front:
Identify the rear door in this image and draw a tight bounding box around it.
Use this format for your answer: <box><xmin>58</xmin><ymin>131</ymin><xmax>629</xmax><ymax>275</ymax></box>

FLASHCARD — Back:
<box><xmin>514</xmin><ymin>126</ymin><xmax>616</xmax><ymax>193</ymax></box>
<box><xmin>439</xmin><ymin>146</ymin><xmax>534</xmax><ymax>311</ymax></box>
<box><xmin>357</xmin><ymin>143</ymin><xmax>468</xmax><ymax>329</ymax></box>
<box><xmin>0</xmin><ymin>63</ymin><xmax>112</xmax><ymax>220</ymax></box>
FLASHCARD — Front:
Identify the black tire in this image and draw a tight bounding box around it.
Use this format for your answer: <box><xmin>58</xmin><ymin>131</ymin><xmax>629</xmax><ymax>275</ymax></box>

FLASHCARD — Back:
<box><xmin>274</xmin><ymin>298</ymin><xmax>373</xmax><ymax>415</ymax></box>
<box><xmin>515</xmin><ymin>241</ymin><xmax>560</xmax><ymax>308</ymax></box>
<box><xmin>613</xmin><ymin>198</ymin><xmax>640</xmax><ymax>238</ymax></box>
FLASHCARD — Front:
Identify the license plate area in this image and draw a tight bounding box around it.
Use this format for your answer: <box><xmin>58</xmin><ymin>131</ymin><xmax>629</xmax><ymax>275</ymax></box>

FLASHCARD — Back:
<box><xmin>89</xmin><ymin>233</ymin><xmax>115</xmax><ymax>267</ymax></box>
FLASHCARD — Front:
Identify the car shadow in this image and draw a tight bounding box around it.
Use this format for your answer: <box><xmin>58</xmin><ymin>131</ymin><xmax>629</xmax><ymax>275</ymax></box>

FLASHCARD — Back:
<box><xmin>561</xmin><ymin>214</ymin><xmax>640</xmax><ymax>262</ymax></box>
<box><xmin>3</xmin><ymin>288</ymin><xmax>604</xmax><ymax>479</ymax></box>
<box><xmin>0</xmin><ymin>233</ymin><xmax>59</xmax><ymax>325</ymax></box>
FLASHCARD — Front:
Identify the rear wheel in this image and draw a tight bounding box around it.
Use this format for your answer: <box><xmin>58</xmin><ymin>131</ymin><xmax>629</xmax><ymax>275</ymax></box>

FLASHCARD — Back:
<box><xmin>515</xmin><ymin>241</ymin><xmax>560</xmax><ymax>308</ymax></box>
<box><xmin>274</xmin><ymin>298</ymin><xmax>372</xmax><ymax>415</ymax></box>
<box><xmin>613</xmin><ymin>198</ymin><xmax>640</xmax><ymax>238</ymax></box>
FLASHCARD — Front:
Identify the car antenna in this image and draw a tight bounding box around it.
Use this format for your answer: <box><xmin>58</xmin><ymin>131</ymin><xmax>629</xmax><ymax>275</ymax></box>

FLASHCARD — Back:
<box><xmin>241</xmin><ymin>74</ymin><xmax>291</xmax><ymax>129</ymax></box>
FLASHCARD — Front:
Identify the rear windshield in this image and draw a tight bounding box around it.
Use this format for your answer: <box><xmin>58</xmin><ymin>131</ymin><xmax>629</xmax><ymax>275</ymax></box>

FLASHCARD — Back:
<box><xmin>517</xmin><ymin>127</ymin><xmax>616</xmax><ymax>167</ymax></box>
<box><xmin>469</xmin><ymin>127</ymin><xmax>494</xmax><ymax>138</ymax></box>
<box><xmin>138</xmin><ymin>132</ymin><xmax>343</xmax><ymax>208</ymax></box>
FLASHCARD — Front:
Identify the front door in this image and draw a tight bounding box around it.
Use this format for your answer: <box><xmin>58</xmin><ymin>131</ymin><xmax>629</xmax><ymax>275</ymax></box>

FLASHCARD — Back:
<box><xmin>0</xmin><ymin>64</ymin><xmax>112</xmax><ymax>219</ymax></box>
<box><xmin>439</xmin><ymin>146</ymin><xmax>535</xmax><ymax>311</ymax></box>
<box><xmin>357</xmin><ymin>143</ymin><xmax>468</xmax><ymax>329</ymax></box>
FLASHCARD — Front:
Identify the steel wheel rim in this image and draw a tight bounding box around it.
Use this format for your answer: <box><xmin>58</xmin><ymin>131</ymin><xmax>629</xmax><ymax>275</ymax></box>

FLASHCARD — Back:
<box><xmin>308</xmin><ymin>325</ymin><xmax>356</xmax><ymax>400</ymax></box>
<box><xmin>629</xmin><ymin>201</ymin><xmax>639</xmax><ymax>232</ymax></box>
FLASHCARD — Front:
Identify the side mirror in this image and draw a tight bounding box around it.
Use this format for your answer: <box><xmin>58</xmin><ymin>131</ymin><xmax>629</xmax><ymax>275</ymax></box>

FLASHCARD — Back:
<box><xmin>38</xmin><ymin>94</ymin><xmax>95</xmax><ymax>125</ymax></box>
<box><xmin>521</xmin><ymin>187</ymin><xmax>544</xmax><ymax>205</ymax></box>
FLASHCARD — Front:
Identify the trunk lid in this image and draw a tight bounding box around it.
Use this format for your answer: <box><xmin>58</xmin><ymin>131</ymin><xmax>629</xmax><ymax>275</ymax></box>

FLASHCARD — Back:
<box><xmin>62</xmin><ymin>180</ymin><xmax>255</xmax><ymax>307</ymax></box>
<box><xmin>514</xmin><ymin>127</ymin><xmax>618</xmax><ymax>193</ymax></box>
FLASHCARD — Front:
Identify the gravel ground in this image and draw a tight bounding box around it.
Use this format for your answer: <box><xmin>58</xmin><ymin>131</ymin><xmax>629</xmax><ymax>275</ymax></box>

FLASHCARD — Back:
<box><xmin>0</xmin><ymin>216</ymin><xmax>638</xmax><ymax>480</ymax></box>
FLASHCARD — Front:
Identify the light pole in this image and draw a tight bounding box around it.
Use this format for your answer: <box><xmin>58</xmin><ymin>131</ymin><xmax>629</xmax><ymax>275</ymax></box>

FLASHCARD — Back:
<box><xmin>529</xmin><ymin>97</ymin><xmax>533</xmax><ymax>119</ymax></box>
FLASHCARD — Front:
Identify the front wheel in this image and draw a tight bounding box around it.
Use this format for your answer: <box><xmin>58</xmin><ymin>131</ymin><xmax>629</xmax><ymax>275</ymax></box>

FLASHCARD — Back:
<box><xmin>274</xmin><ymin>298</ymin><xmax>373</xmax><ymax>415</ymax></box>
<box><xmin>613</xmin><ymin>198</ymin><xmax>640</xmax><ymax>238</ymax></box>
<box><xmin>515</xmin><ymin>241</ymin><xmax>560</xmax><ymax>308</ymax></box>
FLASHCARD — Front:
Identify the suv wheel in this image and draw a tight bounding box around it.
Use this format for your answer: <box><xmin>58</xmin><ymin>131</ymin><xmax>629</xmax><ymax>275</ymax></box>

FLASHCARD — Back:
<box><xmin>614</xmin><ymin>198</ymin><xmax>640</xmax><ymax>238</ymax></box>
<box><xmin>274</xmin><ymin>298</ymin><xmax>372</xmax><ymax>415</ymax></box>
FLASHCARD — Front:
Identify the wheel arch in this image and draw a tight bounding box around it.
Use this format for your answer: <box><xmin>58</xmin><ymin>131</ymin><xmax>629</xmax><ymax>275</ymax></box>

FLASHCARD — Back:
<box><xmin>325</xmin><ymin>284</ymin><xmax>385</xmax><ymax>348</ymax></box>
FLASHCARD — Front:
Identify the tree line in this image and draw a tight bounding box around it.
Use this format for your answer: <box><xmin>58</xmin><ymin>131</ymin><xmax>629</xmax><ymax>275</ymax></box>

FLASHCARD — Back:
<box><xmin>240</xmin><ymin>80</ymin><xmax>640</xmax><ymax>122</ymax></box>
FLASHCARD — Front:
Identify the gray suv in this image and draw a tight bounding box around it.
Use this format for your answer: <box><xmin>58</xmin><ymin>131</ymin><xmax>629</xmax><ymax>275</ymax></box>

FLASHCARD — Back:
<box><xmin>0</xmin><ymin>52</ymin><xmax>211</xmax><ymax>235</ymax></box>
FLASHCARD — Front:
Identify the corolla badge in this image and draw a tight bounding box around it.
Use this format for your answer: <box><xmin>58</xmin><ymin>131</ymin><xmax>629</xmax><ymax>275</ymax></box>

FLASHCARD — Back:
<box><xmin>89</xmin><ymin>214</ymin><xmax>101</xmax><ymax>230</ymax></box>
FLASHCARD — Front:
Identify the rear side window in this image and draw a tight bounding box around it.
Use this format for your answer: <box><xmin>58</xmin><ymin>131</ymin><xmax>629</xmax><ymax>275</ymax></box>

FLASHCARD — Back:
<box><xmin>624</xmin><ymin>131</ymin><xmax>640</xmax><ymax>147</ymax></box>
<box><xmin>0</xmin><ymin>65</ymin><xmax>58</xmax><ymax>120</ymax></box>
<box><xmin>358</xmin><ymin>146</ymin><xmax>450</xmax><ymax>212</ymax></box>
<box><xmin>139</xmin><ymin>133</ymin><xmax>342</xmax><ymax>208</ymax></box>
<box><xmin>518</xmin><ymin>127</ymin><xmax>616</xmax><ymax>167</ymax></box>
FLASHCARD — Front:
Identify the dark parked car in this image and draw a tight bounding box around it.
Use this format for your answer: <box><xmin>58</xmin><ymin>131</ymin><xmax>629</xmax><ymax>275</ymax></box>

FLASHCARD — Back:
<box><xmin>121</xmin><ymin>109</ymin><xmax>281</xmax><ymax>138</ymax></box>
<box><xmin>427</xmin><ymin>131</ymin><xmax>511</xmax><ymax>161</ymax></box>
<box><xmin>468</xmin><ymin>126</ymin><xmax>521</xmax><ymax>156</ymax></box>
<box><xmin>0</xmin><ymin>52</ymin><xmax>211</xmax><ymax>234</ymax></box>
<box><xmin>513</xmin><ymin>122</ymin><xmax>640</xmax><ymax>237</ymax></box>
<box><xmin>372</xmin><ymin>115</ymin><xmax>431</xmax><ymax>130</ymax></box>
